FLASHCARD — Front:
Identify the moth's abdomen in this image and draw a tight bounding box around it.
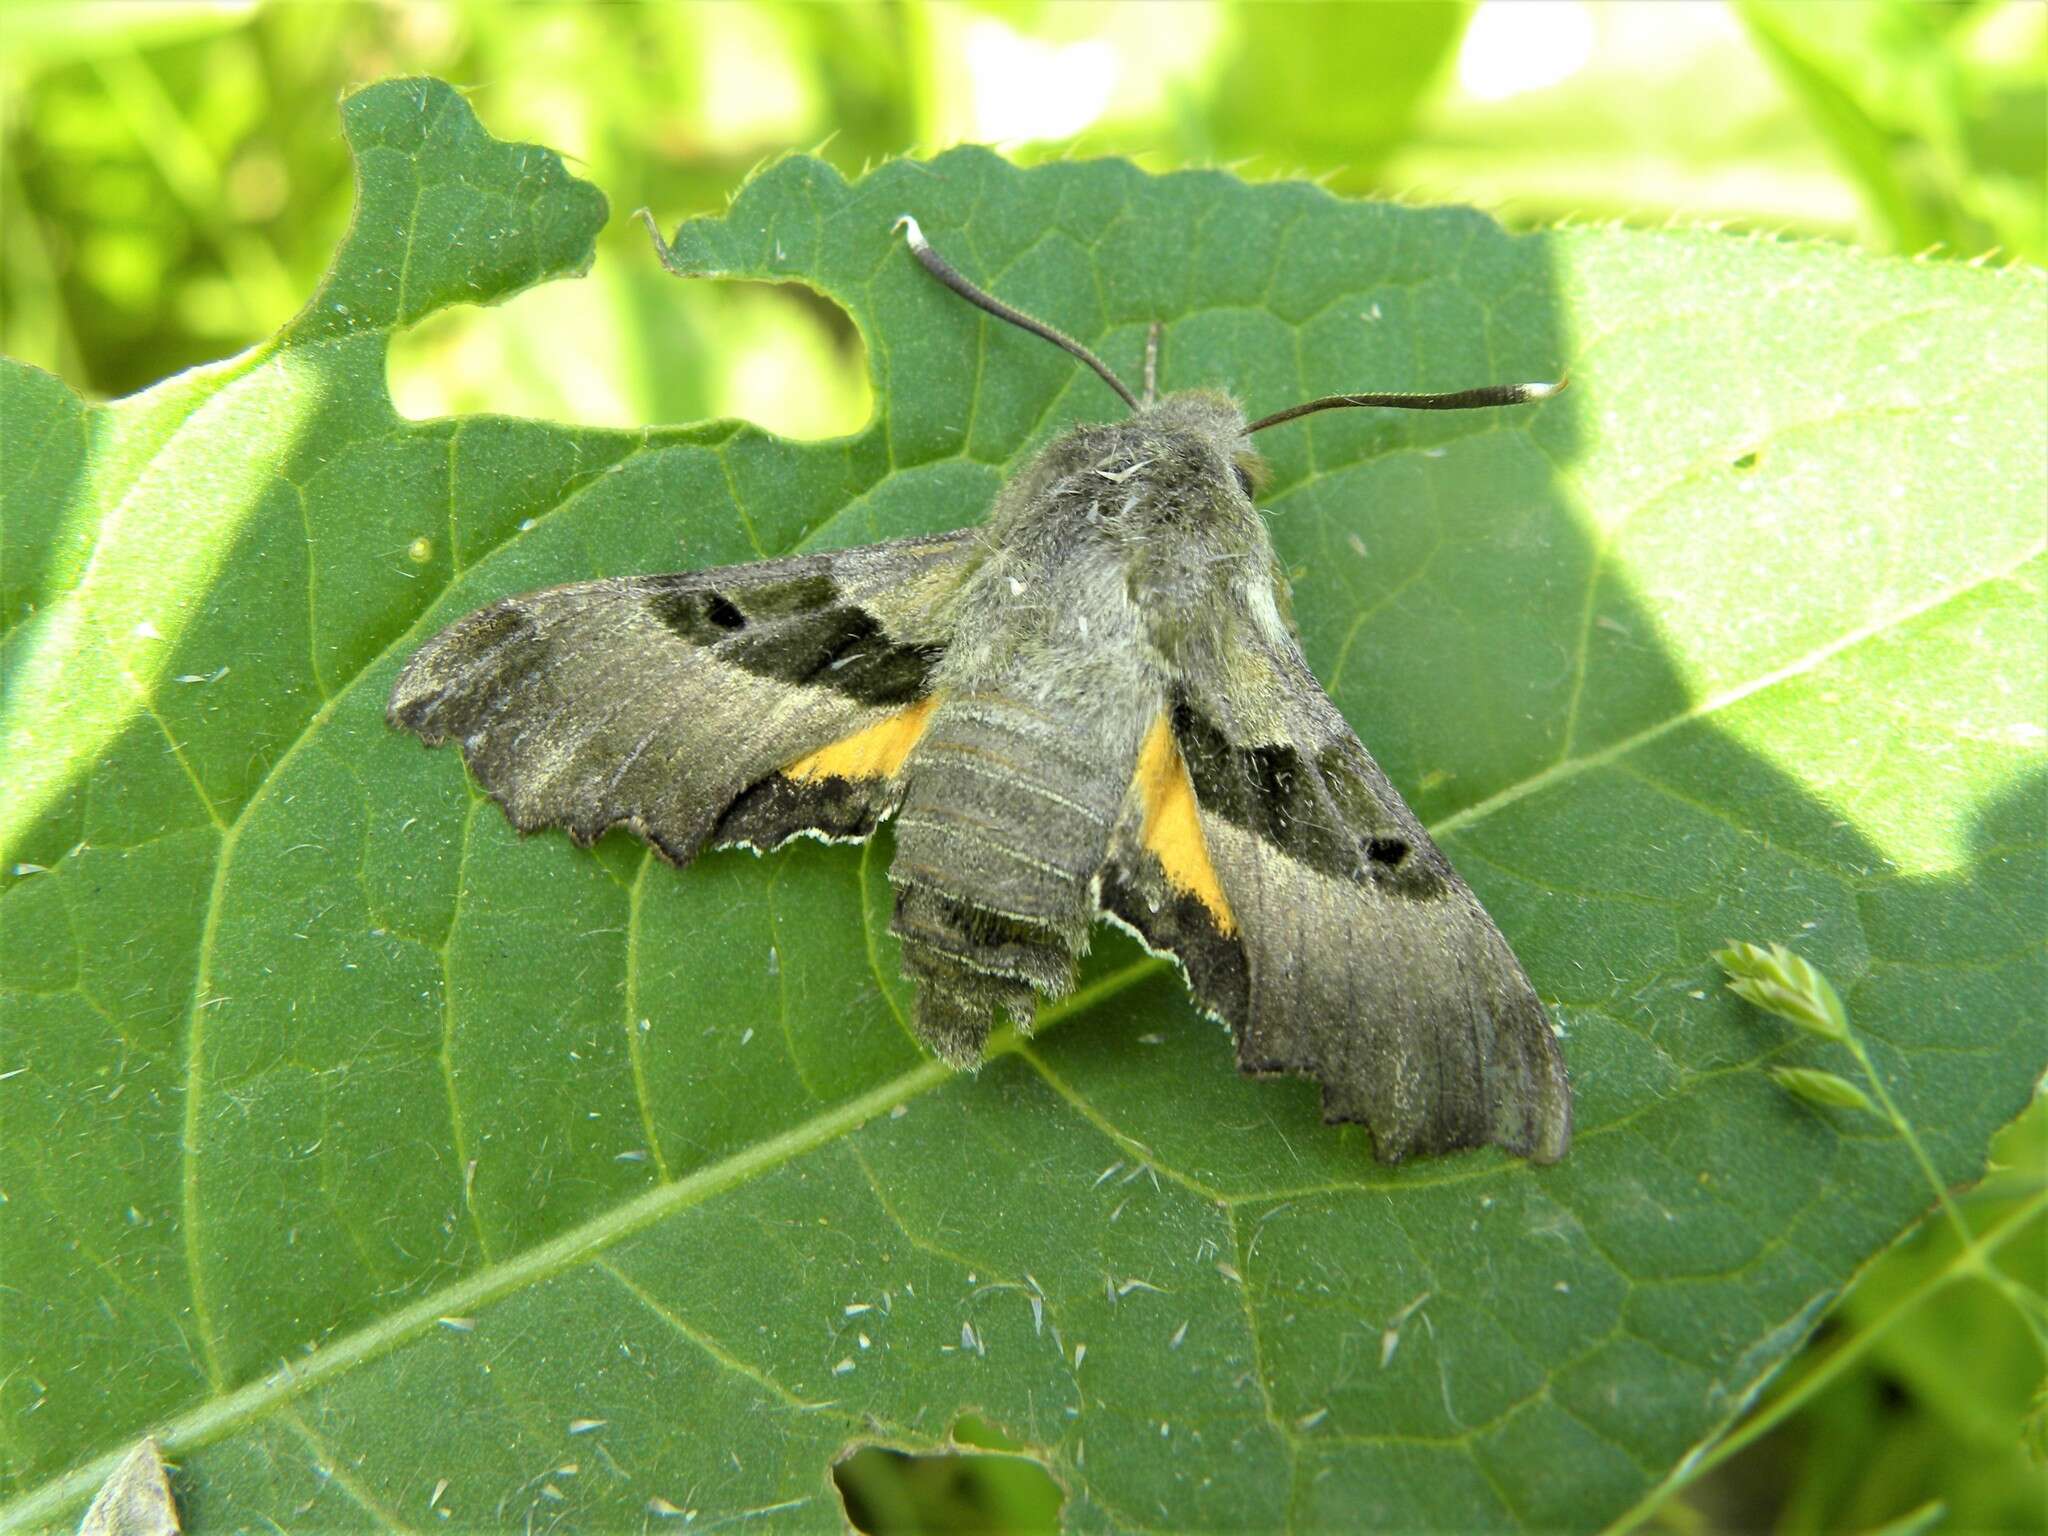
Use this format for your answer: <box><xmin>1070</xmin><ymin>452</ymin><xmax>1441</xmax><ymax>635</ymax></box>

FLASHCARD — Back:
<box><xmin>888</xmin><ymin>695</ymin><xmax>1139</xmax><ymax>1065</ymax></box>
<box><xmin>896</xmin><ymin>699</ymin><xmax>1118</xmax><ymax>919</ymax></box>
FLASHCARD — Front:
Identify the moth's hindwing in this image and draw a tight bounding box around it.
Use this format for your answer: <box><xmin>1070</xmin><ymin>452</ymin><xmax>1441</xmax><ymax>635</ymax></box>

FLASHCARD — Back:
<box><xmin>388</xmin><ymin>532</ymin><xmax>979</xmax><ymax>865</ymax></box>
<box><xmin>1101</xmin><ymin>648</ymin><xmax>1571</xmax><ymax>1165</ymax></box>
<box><xmin>1099</xmin><ymin>712</ymin><xmax>1252</xmax><ymax>1024</ymax></box>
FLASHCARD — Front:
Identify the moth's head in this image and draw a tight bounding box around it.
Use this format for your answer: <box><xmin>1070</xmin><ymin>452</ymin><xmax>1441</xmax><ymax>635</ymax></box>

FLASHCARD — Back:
<box><xmin>1132</xmin><ymin>389</ymin><xmax>1269</xmax><ymax>505</ymax></box>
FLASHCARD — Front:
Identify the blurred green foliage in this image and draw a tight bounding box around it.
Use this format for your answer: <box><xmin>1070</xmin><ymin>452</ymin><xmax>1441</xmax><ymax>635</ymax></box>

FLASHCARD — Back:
<box><xmin>6</xmin><ymin>0</ymin><xmax>2041</xmax><ymax>428</ymax></box>
<box><xmin>1657</xmin><ymin>1100</ymin><xmax>2048</xmax><ymax>1536</ymax></box>
<box><xmin>3</xmin><ymin>3</ymin><xmax>2041</xmax><ymax>1532</ymax></box>
<box><xmin>837</xmin><ymin>1416</ymin><xmax>1065</xmax><ymax>1535</ymax></box>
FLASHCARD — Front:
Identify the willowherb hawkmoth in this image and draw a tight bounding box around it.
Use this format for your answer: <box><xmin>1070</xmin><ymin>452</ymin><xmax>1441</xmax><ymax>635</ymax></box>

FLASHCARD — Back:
<box><xmin>388</xmin><ymin>213</ymin><xmax>1572</xmax><ymax>1165</ymax></box>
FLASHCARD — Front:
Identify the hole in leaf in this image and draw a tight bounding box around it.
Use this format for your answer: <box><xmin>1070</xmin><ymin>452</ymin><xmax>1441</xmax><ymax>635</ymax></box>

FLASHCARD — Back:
<box><xmin>388</xmin><ymin>268</ymin><xmax>869</xmax><ymax>439</ymax></box>
<box><xmin>833</xmin><ymin>1417</ymin><xmax>1063</xmax><ymax>1535</ymax></box>
<box><xmin>949</xmin><ymin>1413</ymin><xmax>1026</xmax><ymax>1451</ymax></box>
<box><xmin>1732</xmin><ymin>449</ymin><xmax>1760</xmax><ymax>470</ymax></box>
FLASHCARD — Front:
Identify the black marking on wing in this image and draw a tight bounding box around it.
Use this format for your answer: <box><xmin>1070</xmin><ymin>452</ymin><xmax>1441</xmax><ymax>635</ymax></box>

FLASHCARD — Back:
<box><xmin>712</xmin><ymin>770</ymin><xmax>888</xmax><ymax>851</ymax></box>
<box><xmin>646</xmin><ymin>576</ymin><xmax>941</xmax><ymax>706</ymax></box>
<box><xmin>1098</xmin><ymin>859</ymin><xmax>1249</xmax><ymax>1025</ymax></box>
<box><xmin>703</xmin><ymin>592</ymin><xmax>748</xmax><ymax>631</ymax></box>
<box><xmin>647</xmin><ymin>574</ymin><xmax>839</xmax><ymax>641</ymax></box>
<box><xmin>1172</xmin><ymin>700</ymin><xmax>1447</xmax><ymax>898</ymax></box>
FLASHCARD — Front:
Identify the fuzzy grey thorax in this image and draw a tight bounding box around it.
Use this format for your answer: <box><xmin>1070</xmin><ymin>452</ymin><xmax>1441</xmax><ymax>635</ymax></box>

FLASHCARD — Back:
<box><xmin>964</xmin><ymin>388</ymin><xmax>1279</xmax><ymax>670</ymax></box>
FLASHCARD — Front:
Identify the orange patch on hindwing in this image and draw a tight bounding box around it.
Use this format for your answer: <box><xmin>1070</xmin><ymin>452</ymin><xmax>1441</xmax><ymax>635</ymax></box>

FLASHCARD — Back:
<box><xmin>785</xmin><ymin>695</ymin><xmax>940</xmax><ymax>782</ymax></box>
<box><xmin>1133</xmin><ymin>716</ymin><xmax>1236</xmax><ymax>935</ymax></box>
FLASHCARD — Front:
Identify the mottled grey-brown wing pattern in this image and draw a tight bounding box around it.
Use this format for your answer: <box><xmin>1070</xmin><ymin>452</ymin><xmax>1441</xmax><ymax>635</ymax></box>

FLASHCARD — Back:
<box><xmin>1107</xmin><ymin>636</ymin><xmax>1571</xmax><ymax>1165</ymax></box>
<box><xmin>388</xmin><ymin>531</ymin><xmax>979</xmax><ymax>865</ymax></box>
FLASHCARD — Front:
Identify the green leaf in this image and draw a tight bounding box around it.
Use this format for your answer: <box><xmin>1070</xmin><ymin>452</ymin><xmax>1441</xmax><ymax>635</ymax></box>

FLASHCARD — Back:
<box><xmin>4</xmin><ymin>77</ymin><xmax>2044</xmax><ymax>1533</ymax></box>
<box><xmin>1855</xmin><ymin>1501</ymin><xmax>1949</xmax><ymax>1536</ymax></box>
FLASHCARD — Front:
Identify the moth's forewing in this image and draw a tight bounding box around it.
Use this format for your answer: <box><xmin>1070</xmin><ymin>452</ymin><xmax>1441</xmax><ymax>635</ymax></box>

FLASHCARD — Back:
<box><xmin>388</xmin><ymin>533</ymin><xmax>978</xmax><ymax>863</ymax></box>
<box><xmin>1106</xmin><ymin>673</ymin><xmax>1568</xmax><ymax>1163</ymax></box>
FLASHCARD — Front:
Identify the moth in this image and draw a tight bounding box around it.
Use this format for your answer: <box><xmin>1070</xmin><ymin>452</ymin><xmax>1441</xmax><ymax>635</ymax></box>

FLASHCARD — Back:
<box><xmin>390</xmin><ymin>215</ymin><xmax>1572</xmax><ymax>1164</ymax></box>
<box><xmin>77</xmin><ymin>1438</ymin><xmax>180</xmax><ymax>1536</ymax></box>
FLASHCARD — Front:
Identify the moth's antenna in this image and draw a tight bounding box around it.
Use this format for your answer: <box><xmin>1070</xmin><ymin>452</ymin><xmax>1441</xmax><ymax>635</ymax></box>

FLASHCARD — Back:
<box><xmin>1248</xmin><ymin>379</ymin><xmax>1564</xmax><ymax>433</ymax></box>
<box><xmin>895</xmin><ymin>215</ymin><xmax>1139</xmax><ymax>410</ymax></box>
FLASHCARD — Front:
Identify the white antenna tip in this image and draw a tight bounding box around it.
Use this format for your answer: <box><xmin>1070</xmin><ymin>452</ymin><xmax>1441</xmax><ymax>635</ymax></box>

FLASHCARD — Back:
<box><xmin>892</xmin><ymin>214</ymin><xmax>928</xmax><ymax>250</ymax></box>
<box><xmin>1519</xmin><ymin>379</ymin><xmax>1565</xmax><ymax>400</ymax></box>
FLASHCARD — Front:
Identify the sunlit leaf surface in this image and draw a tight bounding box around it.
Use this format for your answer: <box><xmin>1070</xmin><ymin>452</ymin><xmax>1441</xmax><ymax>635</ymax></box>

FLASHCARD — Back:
<box><xmin>3</xmin><ymin>78</ymin><xmax>2042</xmax><ymax>1533</ymax></box>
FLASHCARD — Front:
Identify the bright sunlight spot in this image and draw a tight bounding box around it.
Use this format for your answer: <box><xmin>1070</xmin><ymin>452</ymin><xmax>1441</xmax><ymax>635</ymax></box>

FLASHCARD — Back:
<box><xmin>0</xmin><ymin>350</ymin><xmax>321</xmax><ymax>859</ymax></box>
<box><xmin>700</xmin><ymin>7</ymin><xmax>813</xmax><ymax>144</ymax></box>
<box><xmin>1458</xmin><ymin>0</ymin><xmax>1596</xmax><ymax>101</ymax></box>
<box><xmin>388</xmin><ymin>273</ymin><xmax>870</xmax><ymax>442</ymax></box>
<box><xmin>964</xmin><ymin>18</ymin><xmax>1119</xmax><ymax>144</ymax></box>
<box><xmin>389</xmin><ymin>281</ymin><xmax>643</xmax><ymax>429</ymax></box>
